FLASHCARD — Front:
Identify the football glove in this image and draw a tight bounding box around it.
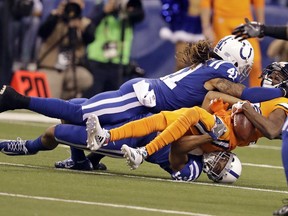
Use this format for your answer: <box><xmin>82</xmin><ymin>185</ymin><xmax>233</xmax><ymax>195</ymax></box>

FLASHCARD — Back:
<box><xmin>232</xmin><ymin>18</ymin><xmax>264</xmax><ymax>41</ymax></box>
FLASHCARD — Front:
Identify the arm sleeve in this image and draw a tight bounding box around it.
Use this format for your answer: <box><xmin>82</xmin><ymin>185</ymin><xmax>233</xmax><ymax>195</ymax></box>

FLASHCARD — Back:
<box><xmin>82</xmin><ymin>22</ymin><xmax>96</xmax><ymax>45</ymax></box>
<box><xmin>263</xmin><ymin>25</ymin><xmax>288</xmax><ymax>40</ymax></box>
<box><xmin>240</xmin><ymin>87</ymin><xmax>283</xmax><ymax>102</ymax></box>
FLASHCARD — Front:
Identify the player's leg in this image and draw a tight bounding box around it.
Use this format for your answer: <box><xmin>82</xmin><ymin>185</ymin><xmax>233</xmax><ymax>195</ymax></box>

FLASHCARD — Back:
<box><xmin>0</xmin><ymin>85</ymin><xmax>85</xmax><ymax>124</ymax></box>
<box><xmin>0</xmin><ymin>78</ymin><xmax>148</xmax><ymax>125</ymax></box>
<box><xmin>81</xmin><ymin>77</ymin><xmax>149</xmax><ymax>125</ymax></box>
<box><xmin>0</xmin><ymin>125</ymin><xmax>58</xmax><ymax>155</ymax></box>
<box><xmin>273</xmin><ymin>117</ymin><xmax>288</xmax><ymax>215</ymax></box>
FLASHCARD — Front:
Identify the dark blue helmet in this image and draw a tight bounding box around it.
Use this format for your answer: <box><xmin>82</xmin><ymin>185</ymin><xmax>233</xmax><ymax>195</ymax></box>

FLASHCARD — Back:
<box><xmin>261</xmin><ymin>62</ymin><xmax>288</xmax><ymax>88</ymax></box>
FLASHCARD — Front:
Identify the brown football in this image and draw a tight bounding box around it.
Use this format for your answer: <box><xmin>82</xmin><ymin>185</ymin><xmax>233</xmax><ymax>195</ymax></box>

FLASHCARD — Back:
<box><xmin>233</xmin><ymin>113</ymin><xmax>255</xmax><ymax>140</ymax></box>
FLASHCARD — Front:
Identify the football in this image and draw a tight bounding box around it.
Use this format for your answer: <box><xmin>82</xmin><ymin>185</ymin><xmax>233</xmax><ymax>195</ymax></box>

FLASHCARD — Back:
<box><xmin>233</xmin><ymin>113</ymin><xmax>255</xmax><ymax>140</ymax></box>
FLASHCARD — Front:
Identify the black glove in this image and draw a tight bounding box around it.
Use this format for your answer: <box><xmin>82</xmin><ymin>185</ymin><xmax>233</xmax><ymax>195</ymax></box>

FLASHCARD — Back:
<box><xmin>232</xmin><ymin>18</ymin><xmax>264</xmax><ymax>41</ymax></box>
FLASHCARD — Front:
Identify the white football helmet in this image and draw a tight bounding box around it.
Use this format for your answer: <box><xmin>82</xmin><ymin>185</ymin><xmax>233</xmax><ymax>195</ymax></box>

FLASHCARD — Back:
<box><xmin>203</xmin><ymin>151</ymin><xmax>242</xmax><ymax>183</ymax></box>
<box><xmin>214</xmin><ymin>35</ymin><xmax>254</xmax><ymax>83</ymax></box>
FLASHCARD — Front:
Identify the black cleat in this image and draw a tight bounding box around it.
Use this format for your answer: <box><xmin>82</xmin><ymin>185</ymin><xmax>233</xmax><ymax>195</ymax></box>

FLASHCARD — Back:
<box><xmin>273</xmin><ymin>199</ymin><xmax>288</xmax><ymax>216</ymax></box>
<box><xmin>54</xmin><ymin>158</ymin><xmax>93</xmax><ymax>171</ymax></box>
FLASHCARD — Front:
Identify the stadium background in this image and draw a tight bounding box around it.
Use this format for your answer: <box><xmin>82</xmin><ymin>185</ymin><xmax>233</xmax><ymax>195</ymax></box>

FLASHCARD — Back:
<box><xmin>39</xmin><ymin>1</ymin><xmax>288</xmax><ymax>85</ymax></box>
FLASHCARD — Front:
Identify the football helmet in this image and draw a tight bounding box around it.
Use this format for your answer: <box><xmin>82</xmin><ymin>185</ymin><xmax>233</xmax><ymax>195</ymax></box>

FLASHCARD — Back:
<box><xmin>203</xmin><ymin>151</ymin><xmax>242</xmax><ymax>183</ymax></box>
<box><xmin>261</xmin><ymin>62</ymin><xmax>288</xmax><ymax>88</ymax></box>
<box><xmin>214</xmin><ymin>35</ymin><xmax>254</xmax><ymax>83</ymax></box>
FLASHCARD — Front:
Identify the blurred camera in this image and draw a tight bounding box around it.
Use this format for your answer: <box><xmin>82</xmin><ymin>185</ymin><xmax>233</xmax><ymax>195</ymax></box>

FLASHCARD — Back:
<box><xmin>62</xmin><ymin>1</ymin><xmax>82</xmax><ymax>22</ymax></box>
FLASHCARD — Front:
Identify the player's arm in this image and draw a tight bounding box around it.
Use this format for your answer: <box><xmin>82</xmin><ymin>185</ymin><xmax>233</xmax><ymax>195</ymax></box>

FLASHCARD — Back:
<box><xmin>170</xmin><ymin>134</ymin><xmax>212</xmax><ymax>171</ymax></box>
<box><xmin>200</xmin><ymin>0</ymin><xmax>214</xmax><ymax>42</ymax></box>
<box><xmin>241</xmin><ymin>103</ymin><xmax>286</xmax><ymax>139</ymax></box>
<box><xmin>205</xmin><ymin>78</ymin><xmax>285</xmax><ymax>102</ymax></box>
<box><xmin>232</xmin><ymin>18</ymin><xmax>288</xmax><ymax>41</ymax></box>
<box><xmin>173</xmin><ymin>134</ymin><xmax>212</xmax><ymax>154</ymax></box>
<box><xmin>201</xmin><ymin>91</ymin><xmax>240</xmax><ymax>112</ymax></box>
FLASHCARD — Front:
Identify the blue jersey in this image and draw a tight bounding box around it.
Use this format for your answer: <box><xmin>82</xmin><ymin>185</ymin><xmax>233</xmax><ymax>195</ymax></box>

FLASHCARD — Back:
<box><xmin>29</xmin><ymin>59</ymin><xmax>239</xmax><ymax>125</ymax></box>
<box><xmin>149</xmin><ymin>60</ymin><xmax>240</xmax><ymax>111</ymax></box>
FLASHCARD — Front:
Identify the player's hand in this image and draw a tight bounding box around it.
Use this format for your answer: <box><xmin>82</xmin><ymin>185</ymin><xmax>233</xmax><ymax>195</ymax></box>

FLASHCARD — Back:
<box><xmin>231</xmin><ymin>101</ymin><xmax>250</xmax><ymax>118</ymax></box>
<box><xmin>232</xmin><ymin>18</ymin><xmax>264</xmax><ymax>41</ymax></box>
<box><xmin>209</xmin><ymin>98</ymin><xmax>229</xmax><ymax>113</ymax></box>
<box><xmin>209</xmin><ymin>116</ymin><xmax>227</xmax><ymax>140</ymax></box>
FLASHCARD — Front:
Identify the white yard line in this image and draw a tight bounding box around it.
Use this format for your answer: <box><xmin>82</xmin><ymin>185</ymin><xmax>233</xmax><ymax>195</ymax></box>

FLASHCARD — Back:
<box><xmin>0</xmin><ymin>191</ymin><xmax>212</xmax><ymax>216</ymax></box>
<box><xmin>0</xmin><ymin>161</ymin><xmax>287</xmax><ymax>195</ymax></box>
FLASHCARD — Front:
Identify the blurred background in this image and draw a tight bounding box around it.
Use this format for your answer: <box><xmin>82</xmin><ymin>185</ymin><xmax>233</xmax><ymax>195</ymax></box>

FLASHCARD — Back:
<box><xmin>0</xmin><ymin>0</ymin><xmax>287</xmax><ymax>95</ymax></box>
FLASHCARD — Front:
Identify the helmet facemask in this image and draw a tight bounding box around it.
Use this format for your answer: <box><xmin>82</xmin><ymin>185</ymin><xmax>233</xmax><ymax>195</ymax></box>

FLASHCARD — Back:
<box><xmin>261</xmin><ymin>62</ymin><xmax>288</xmax><ymax>88</ymax></box>
<box><xmin>203</xmin><ymin>151</ymin><xmax>242</xmax><ymax>183</ymax></box>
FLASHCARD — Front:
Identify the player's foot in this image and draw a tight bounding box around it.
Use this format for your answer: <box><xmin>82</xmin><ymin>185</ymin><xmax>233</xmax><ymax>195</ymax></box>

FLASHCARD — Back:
<box><xmin>86</xmin><ymin>114</ymin><xmax>110</xmax><ymax>151</ymax></box>
<box><xmin>93</xmin><ymin>162</ymin><xmax>107</xmax><ymax>170</ymax></box>
<box><xmin>0</xmin><ymin>138</ymin><xmax>33</xmax><ymax>156</ymax></box>
<box><xmin>0</xmin><ymin>85</ymin><xmax>25</xmax><ymax>112</ymax></box>
<box><xmin>54</xmin><ymin>158</ymin><xmax>93</xmax><ymax>171</ymax></box>
<box><xmin>121</xmin><ymin>144</ymin><xmax>146</xmax><ymax>170</ymax></box>
<box><xmin>273</xmin><ymin>199</ymin><xmax>288</xmax><ymax>216</ymax></box>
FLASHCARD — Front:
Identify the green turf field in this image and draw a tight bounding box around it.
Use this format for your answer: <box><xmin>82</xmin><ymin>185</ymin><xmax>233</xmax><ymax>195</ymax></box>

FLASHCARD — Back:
<box><xmin>0</xmin><ymin>119</ymin><xmax>287</xmax><ymax>216</ymax></box>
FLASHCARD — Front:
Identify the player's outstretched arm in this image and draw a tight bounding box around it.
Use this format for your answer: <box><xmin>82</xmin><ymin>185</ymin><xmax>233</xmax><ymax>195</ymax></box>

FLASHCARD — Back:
<box><xmin>232</xmin><ymin>18</ymin><xmax>288</xmax><ymax>41</ymax></box>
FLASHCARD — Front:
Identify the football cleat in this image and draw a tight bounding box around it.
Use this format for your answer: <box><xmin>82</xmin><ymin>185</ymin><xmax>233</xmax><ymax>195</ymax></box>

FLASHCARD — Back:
<box><xmin>54</xmin><ymin>158</ymin><xmax>93</xmax><ymax>171</ymax></box>
<box><xmin>121</xmin><ymin>144</ymin><xmax>146</xmax><ymax>170</ymax></box>
<box><xmin>0</xmin><ymin>85</ymin><xmax>23</xmax><ymax>112</ymax></box>
<box><xmin>273</xmin><ymin>199</ymin><xmax>288</xmax><ymax>216</ymax></box>
<box><xmin>86</xmin><ymin>114</ymin><xmax>110</xmax><ymax>151</ymax></box>
<box><xmin>0</xmin><ymin>138</ymin><xmax>33</xmax><ymax>156</ymax></box>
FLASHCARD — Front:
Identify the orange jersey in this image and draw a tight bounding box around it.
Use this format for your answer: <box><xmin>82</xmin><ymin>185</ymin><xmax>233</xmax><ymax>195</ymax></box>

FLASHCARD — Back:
<box><xmin>110</xmin><ymin>97</ymin><xmax>288</xmax><ymax>155</ymax></box>
<box><xmin>200</xmin><ymin>0</ymin><xmax>264</xmax><ymax>19</ymax></box>
<box><xmin>201</xmin><ymin>0</ymin><xmax>265</xmax><ymax>86</ymax></box>
<box><xmin>201</xmin><ymin>97</ymin><xmax>288</xmax><ymax>153</ymax></box>
<box><xmin>110</xmin><ymin>106</ymin><xmax>231</xmax><ymax>155</ymax></box>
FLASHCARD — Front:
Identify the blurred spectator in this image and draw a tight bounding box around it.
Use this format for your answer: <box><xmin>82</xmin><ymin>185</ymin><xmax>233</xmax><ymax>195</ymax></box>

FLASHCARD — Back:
<box><xmin>13</xmin><ymin>0</ymin><xmax>43</xmax><ymax>70</ymax></box>
<box><xmin>0</xmin><ymin>0</ymin><xmax>34</xmax><ymax>86</ymax></box>
<box><xmin>159</xmin><ymin>0</ymin><xmax>204</xmax><ymax>71</ymax></box>
<box><xmin>83</xmin><ymin>0</ymin><xmax>145</xmax><ymax>98</ymax></box>
<box><xmin>200</xmin><ymin>0</ymin><xmax>265</xmax><ymax>87</ymax></box>
<box><xmin>267</xmin><ymin>39</ymin><xmax>288</xmax><ymax>62</ymax></box>
<box><xmin>37</xmin><ymin>0</ymin><xmax>95</xmax><ymax>99</ymax></box>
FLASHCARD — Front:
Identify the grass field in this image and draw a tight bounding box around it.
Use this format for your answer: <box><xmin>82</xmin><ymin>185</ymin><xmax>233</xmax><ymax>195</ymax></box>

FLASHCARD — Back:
<box><xmin>0</xmin><ymin>118</ymin><xmax>287</xmax><ymax>216</ymax></box>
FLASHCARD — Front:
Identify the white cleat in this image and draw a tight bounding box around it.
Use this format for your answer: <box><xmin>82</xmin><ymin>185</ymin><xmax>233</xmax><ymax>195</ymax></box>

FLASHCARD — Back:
<box><xmin>86</xmin><ymin>114</ymin><xmax>110</xmax><ymax>151</ymax></box>
<box><xmin>121</xmin><ymin>144</ymin><xmax>144</xmax><ymax>170</ymax></box>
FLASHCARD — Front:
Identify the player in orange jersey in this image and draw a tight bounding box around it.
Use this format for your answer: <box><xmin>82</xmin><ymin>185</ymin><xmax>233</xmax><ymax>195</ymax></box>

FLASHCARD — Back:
<box><xmin>88</xmin><ymin>91</ymin><xmax>288</xmax><ymax>170</ymax></box>
<box><xmin>200</xmin><ymin>0</ymin><xmax>265</xmax><ymax>87</ymax></box>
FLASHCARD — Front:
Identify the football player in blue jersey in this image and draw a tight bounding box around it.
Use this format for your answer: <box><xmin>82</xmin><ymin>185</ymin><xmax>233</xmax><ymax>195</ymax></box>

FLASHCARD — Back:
<box><xmin>0</xmin><ymin>62</ymin><xmax>288</xmax><ymax>184</ymax></box>
<box><xmin>0</xmin><ymin>98</ymin><xmax>240</xmax><ymax>183</ymax></box>
<box><xmin>0</xmin><ymin>35</ymin><xmax>288</xmax><ymax>170</ymax></box>
<box><xmin>1</xmin><ymin>35</ymin><xmax>285</xmax><ymax>126</ymax></box>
